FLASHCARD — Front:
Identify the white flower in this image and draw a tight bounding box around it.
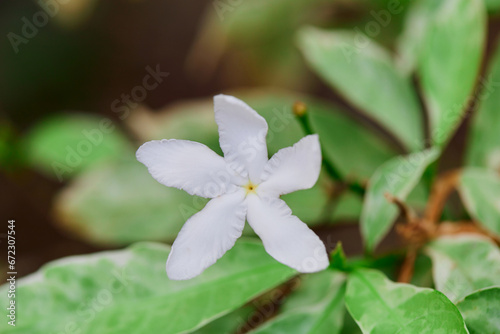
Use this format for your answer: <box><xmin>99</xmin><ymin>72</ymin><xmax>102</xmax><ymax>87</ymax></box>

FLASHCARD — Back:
<box><xmin>136</xmin><ymin>95</ymin><xmax>329</xmax><ymax>280</ymax></box>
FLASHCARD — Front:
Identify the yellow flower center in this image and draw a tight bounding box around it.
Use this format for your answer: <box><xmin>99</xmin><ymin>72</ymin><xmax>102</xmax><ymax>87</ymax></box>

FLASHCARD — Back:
<box><xmin>243</xmin><ymin>181</ymin><xmax>258</xmax><ymax>195</ymax></box>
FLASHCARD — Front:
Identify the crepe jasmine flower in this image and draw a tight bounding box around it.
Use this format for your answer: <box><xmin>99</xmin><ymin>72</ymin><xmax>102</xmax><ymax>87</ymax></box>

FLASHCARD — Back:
<box><xmin>136</xmin><ymin>95</ymin><xmax>329</xmax><ymax>280</ymax></box>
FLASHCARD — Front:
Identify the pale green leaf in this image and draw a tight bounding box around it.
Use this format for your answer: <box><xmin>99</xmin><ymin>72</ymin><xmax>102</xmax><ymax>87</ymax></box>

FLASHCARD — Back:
<box><xmin>54</xmin><ymin>160</ymin><xmax>199</xmax><ymax>246</ymax></box>
<box><xmin>456</xmin><ymin>287</ymin><xmax>500</xmax><ymax>334</ymax></box>
<box><xmin>297</xmin><ymin>27</ymin><xmax>424</xmax><ymax>151</ymax></box>
<box><xmin>345</xmin><ymin>269</ymin><xmax>469</xmax><ymax>334</ymax></box>
<box><xmin>396</xmin><ymin>0</ymin><xmax>440</xmax><ymax>76</ymax></box>
<box><xmin>458</xmin><ymin>168</ymin><xmax>500</xmax><ymax>237</ymax></box>
<box><xmin>418</xmin><ymin>0</ymin><xmax>486</xmax><ymax>147</ymax></box>
<box><xmin>251</xmin><ymin>271</ymin><xmax>346</xmax><ymax>334</ymax></box>
<box><xmin>465</xmin><ymin>38</ymin><xmax>500</xmax><ymax>170</ymax></box>
<box><xmin>23</xmin><ymin>113</ymin><xmax>134</xmax><ymax>181</ymax></box>
<box><xmin>426</xmin><ymin>234</ymin><xmax>500</xmax><ymax>303</ymax></box>
<box><xmin>0</xmin><ymin>240</ymin><xmax>295</xmax><ymax>334</ymax></box>
<box><xmin>329</xmin><ymin>191</ymin><xmax>364</xmax><ymax>222</ymax></box>
<box><xmin>361</xmin><ymin>148</ymin><xmax>440</xmax><ymax>252</ymax></box>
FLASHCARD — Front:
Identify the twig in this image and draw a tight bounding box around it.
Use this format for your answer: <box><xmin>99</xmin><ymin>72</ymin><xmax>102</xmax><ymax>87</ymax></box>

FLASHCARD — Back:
<box><xmin>437</xmin><ymin>221</ymin><xmax>500</xmax><ymax>245</ymax></box>
<box><xmin>386</xmin><ymin>194</ymin><xmax>434</xmax><ymax>283</ymax></box>
<box><xmin>385</xmin><ymin>193</ymin><xmax>418</xmax><ymax>224</ymax></box>
<box><xmin>424</xmin><ymin>169</ymin><xmax>461</xmax><ymax>225</ymax></box>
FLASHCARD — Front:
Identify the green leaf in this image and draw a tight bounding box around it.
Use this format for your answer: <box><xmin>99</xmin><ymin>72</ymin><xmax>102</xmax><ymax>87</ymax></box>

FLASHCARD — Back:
<box><xmin>194</xmin><ymin>306</ymin><xmax>255</xmax><ymax>334</ymax></box>
<box><xmin>458</xmin><ymin>168</ymin><xmax>500</xmax><ymax>237</ymax></box>
<box><xmin>345</xmin><ymin>269</ymin><xmax>469</xmax><ymax>334</ymax></box>
<box><xmin>281</xmin><ymin>179</ymin><xmax>329</xmax><ymax>224</ymax></box>
<box><xmin>426</xmin><ymin>234</ymin><xmax>500</xmax><ymax>303</ymax></box>
<box><xmin>308</xmin><ymin>102</ymin><xmax>396</xmax><ymax>179</ymax></box>
<box><xmin>418</xmin><ymin>0</ymin><xmax>486</xmax><ymax>147</ymax></box>
<box><xmin>329</xmin><ymin>191</ymin><xmax>364</xmax><ymax>222</ymax></box>
<box><xmin>54</xmin><ymin>160</ymin><xmax>199</xmax><ymax>246</ymax></box>
<box><xmin>22</xmin><ymin>113</ymin><xmax>134</xmax><ymax>181</ymax></box>
<box><xmin>456</xmin><ymin>287</ymin><xmax>500</xmax><ymax>334</ymax></box>
<box><xmin>251</xmin><ymin>270</ymin><xmax>346</xmax><ymax>334</ymax></box>
<box><xmin>297</xmin><ymin>27</ymin><xmax>424</xmax><ymax>151</ymax></box>
<box><xmin>466</xmin><ymin>38</ymin><xmax>500</xmax><ymax>170</ymax></box>
<box><xmin>361</xmin><ymin>148</ymin><xmax>440</xmax><ymax>252</ymax></box>
<box><xmin>396</xmin><ymin>0</ymin><xmax>441</xmax><ymax>76</ymax></box>
<box><xmin>330</xmin><ymin>243</ymin><xmax>348</xmax><ymax>272</ymax></box>
<box><xmin>0</xmin><ymin>240</ymin><xmax>295</xmax><ymax>334</ymax></box>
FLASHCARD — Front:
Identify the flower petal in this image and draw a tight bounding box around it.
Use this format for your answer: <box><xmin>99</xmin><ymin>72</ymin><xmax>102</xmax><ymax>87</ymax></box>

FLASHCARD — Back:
<box><xmin>136</xmin><ymin>139</ymin><xmax>240</xmax><ymax>198</ymax></box>
<box><xmin>214</xmin><ymin>95</ymin><xmax>269</xmax><ymax>182</ymax></box>
<box><xmin>246</xmin><ymin>195</ymin><xmax>329</xmax><ymax>273</ymax></box>
<box><xmin>166</xmin><ymin>190</ymin><xmax>247</xmax><ymax>280</ymax></box>
<box><xmin>258</xmin><ymin>135</ymin><xmax>322</xmax><ymax>196</ymax></box>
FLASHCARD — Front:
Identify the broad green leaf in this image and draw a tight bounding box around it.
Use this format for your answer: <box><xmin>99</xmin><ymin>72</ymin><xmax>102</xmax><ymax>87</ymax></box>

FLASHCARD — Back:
<box><xmin>308</xmin><ymin>103</ymin><xmax>396</xmax><ymax>179</ymax></box>
<box><xmin>54</xmin><ymin>160</ymin><xmax>199</xmax><ymax>246</ymax></box>
<box><xmin>194</xmin><ymin>306</ymin><xmax>255</xmax><ymax>334</ymax></box>
<box><xmin>329</xmin><ymin>191</ymin><xmax>364</xmax><ymax>222</ymax></box>
<box><xmin>406</xmin><ymin>179</ymin><xmax>430</xmax><ymax>210</ymax></box>
<box><xmin>345</xmin><ymin>269</ymin><xmax>469</xmax><ymax>334</ymax></box>
<box><xmin>22</xmin><ymin>113</ymin><xmax>134</xmax><ymax>181</ymax></box>
<box><xmin>426</xmin><ymin>234</ymin><xmax>500</xmax><ymax>303</ymax></box>
<box><xmin>458</xmin><ymin>168</ymin><xmax>500</xmax><ymax>237</ymax></box>
<box><xmin>466</xmin><ymin>38</ymin><xmax>500</xmax><ymax>170</ymax></box>
<box><xmin>418</xmin><ymin>0</ymin><xmax>486</xmax><ymax>147</ymax></box>
<box><xmin>297</xmin><ymin>27</ymin><xmax>424</xmax><ymax>151</ymax></box>
<box><xmin>251</xmin><ymin>270</ymin><xmax>346</xmax><ymax>334</ymax></box>
<box><xmin>456</xmin><ymin>287</ymin><xmax>500</xmax><ymax>334</ymax></box>
<box><xmin>361</xmin><ymin>148</ymin><xmax>440</xmax><ymax>252</ymax></box>
<box><xmin>281</xmin><ymin>179</ymin><xmax>329</xmax><ymax>224</ymax></box>
<box><xmin>0</xmin><ymin>240</ymin><xmax>295</xmax><ymax>334</ymax></box>
<box><xmin>396</xmin><ymin>0</ymin><xmax>440</xmax><ymax>76</ymax></box>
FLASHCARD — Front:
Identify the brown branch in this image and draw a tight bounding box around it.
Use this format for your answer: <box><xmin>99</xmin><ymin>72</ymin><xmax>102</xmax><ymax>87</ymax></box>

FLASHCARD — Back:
<box><xmin>385</xmin><ymin>193</ymin><xmax>418</xmax><ymax>224</ymax></box>
<box><xmin>437</xmin><ymin>221</ymin><xmax>500</xmax><ymax>244</ymax></box>
<box><xmin>424</xmin><ymin>169</ymin><xmax>462</xmax><ymax>225</ymax></box>
<box><xmin>397</xmin><ymin>247</ymin><xmax>417</xmax><ymax>283</ymax></box>
<box><xmin>386</xmin><ymin>194</ymin><xmax>434</xmax><ymax>283</ymax></box>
